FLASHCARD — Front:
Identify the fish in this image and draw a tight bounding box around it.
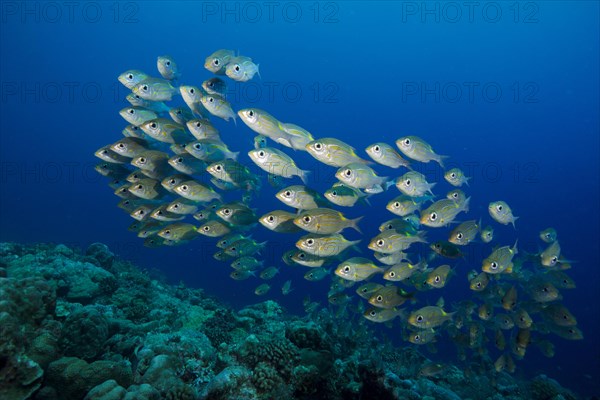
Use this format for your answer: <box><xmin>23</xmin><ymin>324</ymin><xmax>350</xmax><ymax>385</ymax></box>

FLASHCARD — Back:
<box><xmin>481</xmin><ymin>241</ymin><xmax>518</xmax><ymax>274</ymax></box>
<box><xmin>529</xmin><ymin>281</ymin><xmax>562</xmax><ymax>303</ymax></box>
<box><xmin>469</xmin><ymin>272</ymin><xmax>490</xmax><ymax>291</ymax></box>
<box><xmin>150</xmin><ymin>204</ymin><xmax>185</xmax><ymax>222</ymax></box>
<box><xmin>420</xmin><ymin>198</ymin><xmax>470</xmax><ymax>228</ymax></box>
<box><xmin>140</xmin><ymin>118</ymin><xmax>188</xmax><ymax>144</ymax></box>
<box><xmin>386</xmin><ymin>195</ymin><xmax>428</xmax><ymax>217</ymax></box>
<box><xmin>478</xmin><ymin>303</ymin><xmax>493</xmax><ymax>321</ymax></box>
<box><xmin>132</xmin><ymin>77</ymin><xmax>178</xmax><ymax>101</ymax></box>
<box><xmin>230</xmin><ymin>270</ymin><xmax>255</xmax><ymax>281</ymax></box>
<box><xmin>200</xmin><ymin>94</ymin><xmax>237</xmax><ymax>123</ymax></box>
<box><xmin>378</xmin><ymin>219</ymin><xmax>419</xmax><ymax>235</ymax></box>
<box><xmin>305</xmin><ymin>138</ymin><xmax>369</xmax><ymax>167</ymax></box>
<box><xmin>501</xmin><ymin>286</ymin><xmax>518</xmax><ymax>311</ymax></box>
<box><xmin>294</xmin><ymin>208</ymin><xmax>362</xmax><ymax>234</ymax></box>
<box><xmin>216</xmin><ymin>202</ymin><xmax>257</xmax><ymax>226</ymax></box>
<box><xmin>254</xmin><ymin>283</ymin><xmax>271</xmax><ymax>296</ymax></box>
<box><xmin>444</xmin><ymin>168</ymin><xmax>470</xmax><ymax>187</ymax></box>
<box><xmin>446</xmin><ymin>189</ymin><xmax>468</xmax><ymax>206</ymax></box>
<box><xmin>166</xmin><ymin>107</ymin><xmax>194</xmax><ymax>125</ymax></box>
<box><xmin>448</xmin><ymin>220</ymin><xmax>480</xmax><ymax>245</ymax></box>
<box><xmin>368</xmin><ymin>230</ymin><xmax>426</xmax><ymax>254</ymax></box>
<box><xmin>130</xmin><ymin>204</ymin><xmax>154</xmax><ymax>221</ymax></box>
<box><xmin>238</xmin><ymin>109</ymin><xmax>292</xmax><ymax>146</ymax></box>
<box><xmin>540</xmin><ymin>228</ymin><xmax>558</xmax><ymax>243</ymax></box>
<box><xmin>157</xmin><ymin>223</ymin><xmax>199</xmax><ymax>242</ymax></box>
<box><xmin>514</xmin><ymin>309</ymin><xmax>533</xmax><ymax>329</ymax></box>
<box><xmin>368</xmin><ymin>286</ymin><xmax>413</xmax><ymax>309</ymax></box>
<box><xmin>408</xmin><ymin>306</ymin><xmax>454</xmax><ymax>329</ymax></box>
<box><xmin>179</xmin><ymin>86</ymin><xmax>211</xmax><ymax>119</ymax></box>
<box><xmin>426</xmin><ymin>264</ymin><xmax>453</xmax><ymax>288</ymax></box>
<box><xmin>547</xmin><ymin>325</ymin><xmax>583</xmax><ymax>340</ymax></box>
<box><xmin>254</xmin><ymin>135</ymin><xmax>268</xmax><ymax>149</ymax></box>
<box><xmin>128</xmin><ymin>178</ymin><xmax>167</xmax><ymax>200</ymax></box>
<box><xmin>540</xmin><ymin>241</ymin><xmax>562</xmax><ymax>267</ymax></box>
<box><xmin>168</xmin><ymin>153</ymin><xmax>207</xmax><ymax>175</ymax></box>
<box><xmin>217</xmin><ymin>233</ymin><xmax>247</xmax><ymax>249</ymax></box>
<box><xmin>494</xmin><ymin>314</ymin><xmax>514</xmax><ymax>330</ymax></box>
<box><xmin>197</xmin><ymin>220</ymin><xmax>231</xmax><ymax>237</ymax></box>
<box><xmin>110</xmin><ymin>137</ymin><xmax>150</xmax><ymax>158</ymax></box>
<box><xmin>185</xmin><ymin>140</ymin><xmax>238</xmax><ymax>163</ymax></box>
<box><xmin>365</xmin><ymin>142</ymin><xmax>410</xmax><ymax>169</ymax></box>
<box><xmin>174</xmin><ymin>180</ymin><xmax>221</xmax><ymax>202</ymax></box>
<box><xmin>114</xmin><ymin>184</ymin><xmax>137</xmax><ymax>200</ymax></box>
<box><xmin>291</xmin><ymin>251</ymin><xmax>330</xmax><ymax>268</ymax></box>
<box><xmin>296</xmin><ymin>233</ymin><xmax>360</xmax><ymax>257</ymax></box>
<box><xmin>395</xmin><ymin>136</ymin><xmax>446</xmax><ymax>167</ymax></box>
<box><xmin>276</xmin><ymin>185</ymin><xmax>327</xmax><ymax>210</ymax></box>
<box><xmin>281</xmin><ymin>280</ymin><xmax>293</xmax><ymax>295</ymax></box>
<box><xmin>335</xmin><ymin>257</ymin><xmax>385</xmax><ymax>282</ymax></box>
<box><xmin>164</xmin><ymin>198</ymin><xmax>198</xmax><ymax>216</ymax></box>
<box><xmin>328</xmin><ymin>292</ymin><xmax>353</xmax><ymax>306</ymax></box>
<box><xmin>225</xmin><ymin>56</ymin><xmax>260</xmax><ymax>82</ymax></box>
<box><xmin>382</xmin><ymin>261</ymin><xmax>424</xmax><ymax>282</ymax></box>
<box><xmin>157</xmin><ymin>55</ymin><xmax>180</xmax><ymax>80</ymax></box>
<box><xmin>248</xmin><ymin>147</ymin><xmax>309</xmax><ymax>183</ymax></box>
<box><xmin>541</xmin><ymin>303</ymin><xmax>577</xmax><ymax>327</ymax></box>
<box><xmin>118</xmin><ymin>70</ymin><xmax>149</xmax><ymax>89</ymax></box>
<box><xmin>187</xmin><ymin>119</ymin><xmax>221</xmax><ymax>141</ymax></box>
<box><xmin>119</xmin><ymin>106</ymin><xmax>158</xmax><ymax>126</ymax></box>
<box><xmin>494</xmin><ymin>354</ymin><xmax>515</xmax><ymax>373</ymax></box>
<box><xmin>407</xmin><ymin>329</ymin><xmax>437</xmax><ymax>345</ymax></box>
<box><xmin>126</xmin><ymin>93</ymin><xmax>171</xmax><ymax>113</ymax></box>
<box><xmin>206</xmin><ymin>159</ymin><xmax>258</xmax><ymax>189</ymax></box>
<box><xmin>260</xmin><ymin>266</ymin><xmax>280</xmax><ymax>280</ymax></box>
<box><xmin>122</xmin><ymin>124</ymin><xmax>145</xmax><ymax>139</ymax></box>
<box><xmin>355</xmin><ymin>282</ymin><xmax>384</xmax><ymax>300</ymax></box>
<box><xmin>224</xmin><ymin>239</ymin><xmax>267</xmax><ymax>258</ymax></box>
<box><xmin>325</xmin><ymin>183</ymin><xmax>370</xmax><ymax>207</ymax></box>
<box><xmin>546</xmin><ymin>270</ymin><xmax>576</xmax><ymax>289</ymax></box>
<box><xmin>488</xmin><ymin>201</ymin><xmax>519</xmax><ymax>228</ymax></box>
<box><xmin>396</xmin><ymin>171</ymin><xmax>435</xmax><ymax>197</ymax></box>
<box><xmin>335</xmin><ymin>163</ymin><xmax>388</xmax><ymax>191</ymax></box>
<box><xmin>480</xmin><ymin>226</ymin><xmax>494</xmax><ymax>243</ymax></box>
<box><xmin>259</xmin><ymin>210</ymin><xmax>301</xmax><ymax>233</ymax></box>
<box><xmin>204</xmin><ymin>49</ymin><xmax>235</xmax><ymax>74</ymax></box>
<box><xmin>95</xmin><ymin>146</ymin><xmax>129</xmax><ymax>164</ymax></box>
<box><xmin>202</xmin><ymin>77</ymin><xmax>227</xmax><ymax>96</ymax></box>
<box><xmin>231</xmin><ymin>256</ymin><xmax>263</xmax><ymax>271</ymax></box>
<box><xmin>161</xmin><ymin>174</ymin><xmax>191</xmax><ymax>193</ymax></box>
<box><xmin>304</xmin><ymin>267</ymin><xmax>330</xmax><ymax>281</ymax></box>
<box><xmin>374</xmin><ymin>251</ymin><xmax>407</xmax><ymax>266</ymax></box>
<box><xmin>363</xmin><ymin>307</ymin><xmax>403</xmax><ymax>323</ymax></box>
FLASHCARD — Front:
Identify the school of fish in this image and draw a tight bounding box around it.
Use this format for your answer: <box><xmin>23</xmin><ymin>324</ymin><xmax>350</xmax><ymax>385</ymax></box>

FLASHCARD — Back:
<box><xmin>97</xmin><ymin>50</ymin><xmax>581</xmax><ymax>374</ymax></box>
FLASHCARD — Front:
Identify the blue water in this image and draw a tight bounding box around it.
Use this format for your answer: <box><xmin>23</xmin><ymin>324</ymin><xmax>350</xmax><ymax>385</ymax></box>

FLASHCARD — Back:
<box><xmin>1</xmin><ymin>1</ymin><xmax>598</xmax><ymax>396</ymax></box>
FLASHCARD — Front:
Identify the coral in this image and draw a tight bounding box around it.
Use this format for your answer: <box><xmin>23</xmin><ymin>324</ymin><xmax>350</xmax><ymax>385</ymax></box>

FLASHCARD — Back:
<box><xmin>200</xmin><ymin>366</ymin><xmax>257</xmax><ymax>400</ymax></box>
<box><xmin>529</xmin><ymin>375</ymin><xmax>578</xmax><ymax>400</ymax></box>
<box><xmin>59</xmin><ymin>305</ymin><xmax>110</xmax><ymax>360</ymax></box>
<box><xmin>202</xmin><ymin>309</ymin><xmax>236</xmax><ymax>346</ymax></box>
<box><xmin>0</xmin><ymin>355</ymin><xmax>44</xmax><ymax>400</ymax></box>
<box><xmin>251</xmin><ymin>361</ymin><xmax>282</xmax><ymax>393</ymax></box>
<box><xmin>85</xmin><ymin>243</ymin><xmax>115</xmax><ymax>271</ymax></box>
<box><xmin>46</xmin><ymin>357</ymin><xmax>133</xmax><ymax>400</ymax></box>
<box><xmin>238</xmin><ymin>334</ymin><xmax>299</xmax><ymax>376</ymax></box>
<box><xmin>84</xmin><ymin>380</ymin><xmax>126</xmax><ymax>400</ymax></box>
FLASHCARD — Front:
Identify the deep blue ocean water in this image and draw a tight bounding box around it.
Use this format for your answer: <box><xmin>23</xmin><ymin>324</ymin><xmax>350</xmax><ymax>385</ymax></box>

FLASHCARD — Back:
<box><xmin>1</xmin><ymin>1</ymin><xmax>598</xmax><ymax>396</ymax></box>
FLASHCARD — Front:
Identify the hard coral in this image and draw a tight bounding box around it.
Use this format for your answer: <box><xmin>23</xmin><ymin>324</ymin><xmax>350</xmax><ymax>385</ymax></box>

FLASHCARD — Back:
<box><xmin>59</xmin><ymin>305</ymin><xmax>110</xmax><ymax>360</ymax></box>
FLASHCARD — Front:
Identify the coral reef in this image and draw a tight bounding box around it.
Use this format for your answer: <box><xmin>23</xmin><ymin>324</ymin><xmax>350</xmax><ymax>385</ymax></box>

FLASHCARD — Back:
<box><xmin>0</xmin><ymin>242</ymin><xmax>585</xmax><ymax>400</ymax></box>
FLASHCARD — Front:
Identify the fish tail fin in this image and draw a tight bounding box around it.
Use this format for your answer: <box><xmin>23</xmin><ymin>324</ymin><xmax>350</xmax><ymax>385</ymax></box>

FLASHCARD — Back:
<box><xmin>299</xmin><ymin>169</ymin><xmax>311</xmax><ymax>185</ymax></box>
<box><xmin>362</xmin><ymin>195</ymin><xmax>372</xmax><ymax>207</ymax></box>
<box><xmin>231</xmin><ymin>114</ymin><xmax>238</xmax><ymax>126</ymax></box>
<box><xmin>384</xmin><ymin>179</ymin><xmax>395</xmax><ymax>191</ymax></box>
<box><xmin>417</xmin><ymin>230</ymin><xmax>428</xmax><ymax>243</ymax></box>
<box><xmin>351</xmin><ymin>241</ymin><xmax>362</xmax><ymax>253</ymax></box>
<box><xmin>465</xmin><ymin>176</ymin><xmax>471</xmax><ymax>187</ymax></box>
<box><xmin>512</xmin><ymin>240</ymin><xmax>519</xmax><ymax>255</ymax></box>
<box><xmin>256</xmin><ymin>64</ymin><xmax>261</xmax><ymax>79</ymax></box>
<box><xmin>231</xmin><ymin>151</ymin><xmax>240</xmax><ymax>161</ymax></box>
<box><xmin>437</xmin><ymin>155</ymin><xmax>449</xmax><ymax>169</ymax></box>
<box><xmin>512</xmin><ymin>216</ymin><xmax>519</xmax><ymax>229</ymax></box>
<box><xmin>428</xmin><ymin>182</ymin><xmax>437</xmax><ymax>195</ymax></box>
<box><xmin>462</xmin><ymin>197</ymin><xmax>471</xmax><ymax>213</ymax></box>
<box><xmin>350</xmin><ymin>216</ymin><xmax>363</xmax><ymax>234</ymax></box>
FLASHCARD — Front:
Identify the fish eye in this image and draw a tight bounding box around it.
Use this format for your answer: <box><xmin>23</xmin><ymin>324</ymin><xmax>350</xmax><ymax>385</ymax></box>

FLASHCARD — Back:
<box><xmin>374</xmin><ymin>145</ymin><xmax>381</xmax><ymax>152</ymax></box>
<box><xmin>490</xmin><ymin>262</ymin><xmax>498</xmax><ymax>270</ymax></box>
<box><xmin>181</xmin><ymin>185</ymin><xmax>188</xmax><ymax>191</ymax></box>
<box><xmin>177</xmin><ymin>157</ymin><xmax>183</xmax><ymax>162</ymax></box>
<box><xmin>215</xmin><ymin>165</ymin><xmax>222</xmax><ymax>171</ymax></box>
<box><xmin>551</xmin><ymin>256</ymin><xmax>558</xmax><ymax>264</ymax></box>
<box><xmin>303</xmin><ymin>216</ymin><xmax>311</xmax><ymax>223</ymax></box>
<box><xmin>234</xmin><ymin>65</ymin><xmax>240</xmax><ymax>72</ymax></box>
<box><xmin>404</xmin><ymin>139</ymin><xmax>410</xmax><ymax>145</ymax></box>
<box><xmin>223</xmin><ymin>209</ymin><xmax>231</xmax><ymax>215</ymax></box>
<box><xmin>450</xmin><ymin>173</ymin><xmax>456</xmax><ymax>178</ymax></box>
<box><xmin>194</xmin><ymin>144</ymin><xmax>201</xmax><ymax>149</ymax></box>
<box><xmin>414</xmin><ymin>335</ymin><xmax>420</xmax><ymax>342</ymax></box>
<box><xmin>100</xmin><ymin>150</ymin><xmax>107</xmax><ymax>155</ymax></box>
<box><xmin>376</xmin><ymin>295</ymin><xmax>383</xmax><ymax>302</ymax></box>
<box><xmin>127</xmin><ymin>74</ymin><xmax>133</xmax><ymax>79</ymax></box>
<box><xmin>150</xmin><ymin>122</ymin><xmax>157</xmax><ymax>129</ymax></box>
<box><xmin>164</xmin><ymin>230</ymin><xmax>171</xmax><ymax>235</ymax></box>
<box><xmin>496</xmin><ymin>205</ymin><xmax>503</xmax><ymax>211</ymax></box>
<box><xmin>344</xmin><ymin>169</ymin><xmax>352</xmax><ymax>177</ymax></box>
<box><xmin>306</xmin><ymin>239</ymin><xmax>314</xmax><ymax>246</ymax></box>
<box><xmin>376</xmin><ymin>239</ymin><xmax>384</xmax><ymax>247</ymax></box>
<box><xmin>314</xmin><ymin>143</ymin><xmax>323</xmax><ymax>150</ymax></box>
<box><xmin>213</xmin><ymin>58</ymin><xmax>219</xmax><ymax>66</ymax></box>
<box><xmin>166</xmin><ymin>61</ymin><xmax>171</xmax><ymax>66</ymax></box>
<box><xmin>267</xmin><ymin>216</ymin><xmax>274</xmax><ymax>222</ymax></box>
<box><xmin>176</xmin><ymin>109</ymin><xmax>181</xmax><ymax>115</ymax></box>
<box><xmin>416</xmin><ymin>315</ymin><xmax>424</xmax><ymax>322</ymax></box>
<box><xmin>142</xmin><ymin>85</ymin><xmax>148</xmax><ymax>91</ymax></box>
<box><xmin>209</xmin><ymin>97</ymin><xmax>214</xmax><ymax>103</ymax></box>
<box><xmin>137</xmin><ymin>209</ymin><xmax>145</xmax><ymax>215</ymax></box>
<box><xmin>563</xmin><ymin>314</ymin><xmax>569</xmax><ymax>320</ymax></box>
<box><xmin>393</xmin><ymin>202</ymin><xmax>400</xmax><ymax>208</ymax></box>
<box><xmin>457</xmin><ymin>233</ymin><xmax>463</xmax><ymax>239</ymax></box>
<box><xmin>370</xmin><ymin>311</ymin><xmax>377</xmax><ymax>317</ymax></box>
<box><xmin>434</xmin><ymin>276</ymin><xmax>441</xmax><ymax>282</ymax></box>
<box><xmin>387</xmin><ymin>224</ymin><xmax>393</xmax><ymax>230</ymax></box>
<box><xmin>248</xmin><ymin>110</ymin><xmax>254</xmax><ymax>117</ymax></box>
<box><xmin>343</xmin><ymin>265</ymin><xmax>350</xmax><ymax>273</ymax></box>
<box><xmin>258</xmin><ymin>151</ymin><xmax>265</xmax><ymax>157</ymax></box>
<box><xmin>283</xmin><ymin>191</ymin><xmax>291</xmax><ymax>197</ymax></box>
<box><xmin>452</xmin><ymin>193</ymin><xmax>458</xmax><ymax>199</ymax></box>
<box><xmin>389</xmin><ymin>271</ymin><xmax>396</xmax><ymax>278</ymax></box>
<box><xmin>128</xmin><ymin>109</ymin><xmax>135</xmax><ymax>114</ymax></box>
<box><xmin>542</xmin><ymin>287</ymin><xmax>549</xmax><ymax>292</ymax></box>
<box><xmin>156</xmin><ymin>211</ymin><xmax>163</xmax><ymax>215</ymax></box>
<box><xmin>405</xmin><ymin>179</ymin><xmax>411</xmax><ymax>186</ymax></box>
<box><xmin>299</xmin><ymin>253</ymin><xmax>305</xmax><ymax>259</ymax></box>
<box><xmin>330</xmin><ymin>191</ymin><xmax>337</xmax><ymax>197</ymax></box>
<box><xmin>118</xmin><ymin>143</ymin><xmax>125</xmax><ymax>148</ymax></box>
<box><xmin>430</xmin><ymin>212</ymin><xmax>437</xmax><ymax>221</ymax></box>
<box><xmin>173</xmin><ymin>204</ymin><xmax>179</xmax><ymax>209</ymax></box>
<box><xmin>203</xmin><ymin>226</ymin><xmax>210</xmax><ymax>231</ymax></box>
<box><xmin>136</xmin><ymin>184</ymin><xmax>143</xmax><ymax>190</ymax></box>
<box><xmin>189</xmin><ymin>88</ymin><xmax>195</xmax><ymax>94</ymax></box>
